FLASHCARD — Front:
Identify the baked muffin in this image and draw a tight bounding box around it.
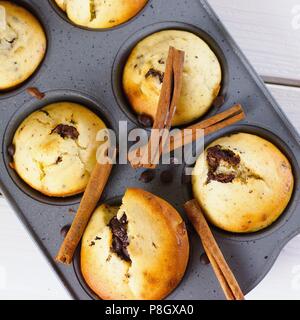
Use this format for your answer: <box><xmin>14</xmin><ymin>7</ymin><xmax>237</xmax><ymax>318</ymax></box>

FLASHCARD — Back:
<box><xmin>123</xmin><ymin>30</ymin><xmax>222</xmax><ymax>126</ymax></box>
<box><xmin>11</xmin><ymin>102</ymin><xmax>107</xmax><ymax>197</ymax></box>
<box><xmin>81</xmin><ymin>188</ymin><xmax>189</xmax><ymax>300</ymax></box>
<box><xmin>192</xmin><ymin>133</ymin><xmax>294</xmax><ymax>233</ymax></box>
<box><xmin>0</xmin><ymin>1</ymin><xmax>46</xmax><ymax>90</ymax></box>
<box><xmin>54</xmin><ymin>0</ymin><xmax>148</xmax><ymax>29</ymax></box>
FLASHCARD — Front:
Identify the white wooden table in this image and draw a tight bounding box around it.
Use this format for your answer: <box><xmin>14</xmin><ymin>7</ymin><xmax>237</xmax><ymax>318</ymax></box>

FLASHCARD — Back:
<box><xmin>1</xmin><ymin>0</ymin><xmax>300</xmax><ymax>300</ymax></box>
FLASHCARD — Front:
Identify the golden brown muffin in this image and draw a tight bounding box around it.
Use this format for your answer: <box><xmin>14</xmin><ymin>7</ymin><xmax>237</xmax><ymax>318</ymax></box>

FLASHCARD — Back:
<box><xmin>192</xmin><ymin>133</ymin><xmax>294</xmax><ymax>233</ymax></box>
<box><xmin>12</xmin><ymin>102</ymin><xmax>107</xmax><ymax>197</ymax></box>
<box><xmin>81</xmin><ymin>188</ymin><xmax>189</xmax><ymax>300</ymax></box>
<box><xmin>0</xmin><ymin>1</ymin><xmax>46</xmax><ymax>90</ymax></box>
<box><xmin>54</xmin><ymin>0</ymin><xmax>148</xmax><ymax>29</ymax></box>
<box><xmin>123</xmin><ymin>30</ymin><xmax>222</xmax><ymax>126</ymax></box>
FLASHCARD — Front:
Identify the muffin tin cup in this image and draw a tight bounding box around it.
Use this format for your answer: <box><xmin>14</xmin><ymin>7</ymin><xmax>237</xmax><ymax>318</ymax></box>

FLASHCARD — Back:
<box><xmin>112</xmin><ymin>21</ymin><xmax>229</xmax><ymax>129</ymax></box>
<box><xmin>182</xmin><ymin>123</ymin><xmax>300</xmax><ymax>242</ymax></box>
<box><xmin>0</xmin><ymin>0</ymin><xmax>299</xmax><ymax>300</ymax></box>
<box><xmin>0</xmin><ymin>0</ymin><xmax>51</xmax><ymax>100</ymax></box>
<box><xmin>3</xmin><ymin>89</ymin><xmax>117</xmax><ymax>206</ymax></box>
<box><xmin>48</xmin><ymin>0</ymin><xmax>151</xmax><ymax>32</ymax></box>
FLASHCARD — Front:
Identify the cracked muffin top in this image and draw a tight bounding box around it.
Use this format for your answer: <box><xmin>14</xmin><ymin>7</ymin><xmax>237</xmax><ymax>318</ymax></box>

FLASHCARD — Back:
<box><xmin>11</xmin><ymin>102</ymin><xmax>107</xmax><ymax>197</ymax></box>
<box><xmin>123</xmin><ymin>30</ymin><xmax>222</xmax><ymax>126</ymax></box>
<box><xmin>192</xmin><ymin>133</ymin><xmax>294</xmax><ymax>233</ymax></box>
<box><xmin>81</xmin><ymin>188</ymin><xmax>189</xmax><ymax>300</ymax></box>
<box><xmin>54</xmin><ymin>0</ymin><xmax>148</xmax><ymax>29</ymax></box>
<box><xmin>0</xmin><ymin>1</ymin><xmax>46</xmax><ymax>90</ymax></box>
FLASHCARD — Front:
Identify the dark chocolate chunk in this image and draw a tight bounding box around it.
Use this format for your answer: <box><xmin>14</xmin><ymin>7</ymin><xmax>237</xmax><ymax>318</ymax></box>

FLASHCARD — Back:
<box><xmin>212</xmin><ymin>95</ymin><xmax>225</xmax><ymax>108</ymax></box>
<box><xmin>51</xmin><ymin>124</ymin><xmax>79</xmax><ymax>140</ymax></box>
<box><xmin>7</xmin><ymin>144</ymin><xmax>15</xmax><ymax>157</ymax></box>
<box><xmin>208</xmin><ymin>172</ymin><xmax>236</xmax><ymax>184</ymax></box>
<box><xmin>160</xmin><ymin>169</ymin><xmax>173</xmax><ymax>184</ymax></box>
<box><xmin>206</xmin><ymin>145</ymin><xmax>240</xmax><ymax>184</ymax></box>
<box><xmin>109</xmin><ymin>214</ymin><xmax>131</xmax><ymax>262</ymax></box>
<box><xmin>55</xmin><ymin>156</ymin><xmax>63</xmax><ymax>164</ymax></box>
<box><xmin>145</xmin><ymin>68</ymin><xmax>164</xmax><ymax>83</ymax></box>
<box><xmin>137</xmin><ymin>113</ymin><xmax>153</xmax><ymax>128</ymax></box>
<box><xmin>26</xmin><ymin>87</ymin><xmax>45</xmax><ymax>100</ymax></box>
<box><xmin>139</xmin><ymin>169</ymin><xmax>156</xmax><ymax>183</ymax></box>
<box><xmin>200</xmin><ymin>252</ymin><xmax>210</xmax><ymax>265</ymax></box>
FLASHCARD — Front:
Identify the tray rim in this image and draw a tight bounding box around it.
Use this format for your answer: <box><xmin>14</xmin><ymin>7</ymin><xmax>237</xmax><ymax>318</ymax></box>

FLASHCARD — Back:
<box><xmin>0</xmin><ymin>0</ymin><xmax>299</xmax><ymax>300</ymax></box>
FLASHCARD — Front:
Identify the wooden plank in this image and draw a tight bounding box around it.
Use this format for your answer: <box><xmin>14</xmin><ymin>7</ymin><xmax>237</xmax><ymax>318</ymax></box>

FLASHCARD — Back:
<box><xmin>268</xmin><ymin>84</ymin><xmax>300</xmax><ymax>132</ymax></box>
<box><xmin>0</xmin><ymin>198</ymin><xmax>70</xmax><ymax>299</ymax></box>
<box><xmin>208</xmin><ymin>0</ymin><xmax>300</xmax><ymax>85</ymax></box>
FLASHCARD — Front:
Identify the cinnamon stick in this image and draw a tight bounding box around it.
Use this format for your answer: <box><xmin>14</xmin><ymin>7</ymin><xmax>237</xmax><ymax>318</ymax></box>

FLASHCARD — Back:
<box><xmin>129</xmin><ymin>46</ymin><xmax>185</xmax><ymax>169</ymax></box>
<box><xmin>184</xmin><ymin>199</ymin><xmax>244</xmax><ymax>300</ymax></box>
<box><xmin>165</xmin><ymin>104</ymin><xmax>245</xmax><ymax>153</ymax></box>
<box><xmin>130</xmin><ymin>103</ymin><xmax>245</xmax><ymax>165</ymax></box>
<box><xmin>203</xmin><ymin>243</ymin><xmax>235</xmax><ymax>300</ymax></box>
<box><xmin>56</xmin><ymin>161</ymin><xmax>113</xmax><ymax>264</ymax></box>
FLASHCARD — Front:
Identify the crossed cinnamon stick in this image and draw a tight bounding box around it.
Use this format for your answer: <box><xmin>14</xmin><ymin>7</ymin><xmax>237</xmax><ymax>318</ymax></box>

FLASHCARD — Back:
<box><xmin>129</xmin><ymin>46</ymin><xmax>185</xmax><ymax>169</ymax></box>
<box><xmin>129</xmin><ymin>46</ymin><xmax>245</xmax><ymax>169</ymax></box>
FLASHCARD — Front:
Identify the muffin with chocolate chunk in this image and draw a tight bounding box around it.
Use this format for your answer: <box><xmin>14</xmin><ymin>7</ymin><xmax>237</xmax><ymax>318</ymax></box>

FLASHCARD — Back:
<box><xmin>0</xmin><ymin>1</ymin><xmax>46</xmax><ymax>90</ymax></box>
<box><xmin>123</xmin><ymin>30</ymin><xmax>222</xmax><ymax>126</ymax></box>
<box><xmin>54</xmin><ymin>0</ymin><xmax>148</xmax><ymax>29</ymax></box>
<box><xmin>192</xmin><ymin>133</ymin><xmax>294</xmax><ymax>233</ymax></box>
<box><xmin>11</xmin><ymin>102</ymin><xmax>107</xmax><ymax>197</ymax></box>
<box><xmin>81</xmin><ymin>188</ymin><xmax>189</xmax><ymax>300</ymax></box>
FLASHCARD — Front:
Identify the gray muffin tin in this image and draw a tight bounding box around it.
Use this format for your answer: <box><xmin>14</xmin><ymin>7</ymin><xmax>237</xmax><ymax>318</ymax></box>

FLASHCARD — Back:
<box><xmin>0</xmin><ymin>0</ymin><xmax>299</xmax><ymax>300</ymax></box>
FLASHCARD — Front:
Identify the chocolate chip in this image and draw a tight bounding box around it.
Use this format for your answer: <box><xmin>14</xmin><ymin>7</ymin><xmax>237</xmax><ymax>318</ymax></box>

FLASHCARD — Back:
<box><xmin>55</xmin><ymin>156</ymin><xmax>63</xmax><ymax>164</ymax></box>
<box><xmin>51</xmin><ymin>124</ymin><xmax>79</xmax><ymax>140</ymax></box>
<box><xmin>109</xmin><ymin>214</ymin><xmax>131</xmax><ymax>262</ymax></box>
<box><xmin>89</xmin><ymin>241</ymin><xmax>95</xmax><ymax>247</ymax></box>
<box><xmin>160</xmin><ymin>170</ymin><xmax>173</xmax><ymax>184</ymax></box>
<box><xmin>26</xmin><ymin>87</ymin><xmax>45</xmax><ymax>100</ymax></box>
<box><xmin>145</xmin><ymin>68</ymin><xmax>164</xmax><ymax>83</ymax></box>
<box><xmin>139</xmin><ymin>169</ymin><xmax>156</xmax><ymax>183</ymax></box>
<box><xmin>60</xmin><ymin>225</ymin><xmax>70</xmax><ymax>237</ymax></box>
<box><xmin>137</xmin><ymin>113</ymin><xmax>153</xmax><ymax>128</ymax></box>
<box><xmin>158</xmin><ymin>58</ymin><xmax>165</xmax><ymax>64</ymax></box>
<box><xmin>208</xmin><ymin>172</ymin><xmax>235</xmax><ymax>184</ymax></box>
<box><xmin>212</xmin><ymin>95</ymin><xmax>225</xmax><ymax>108</ymax></box>
<box><xmin>7</xmin><ymin>144</ymin><xmax>15</xmax><ymax>157</ymax></box>
<box><xmin>200</xmin><ymin>252</ymin><xmax>210</xmax><ymax>265</ymax></box>
<box><xmin>206</xmin><ymin>145</ymin><xmax>240</xmax><ymax>184</ymax></box>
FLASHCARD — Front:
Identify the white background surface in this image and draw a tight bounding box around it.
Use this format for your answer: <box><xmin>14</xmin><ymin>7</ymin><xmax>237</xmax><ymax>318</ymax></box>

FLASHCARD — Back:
<box><xmin>0</xmin><ymin>0</ymin><xmax>300</xmax><ymax>300</ymax></box>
